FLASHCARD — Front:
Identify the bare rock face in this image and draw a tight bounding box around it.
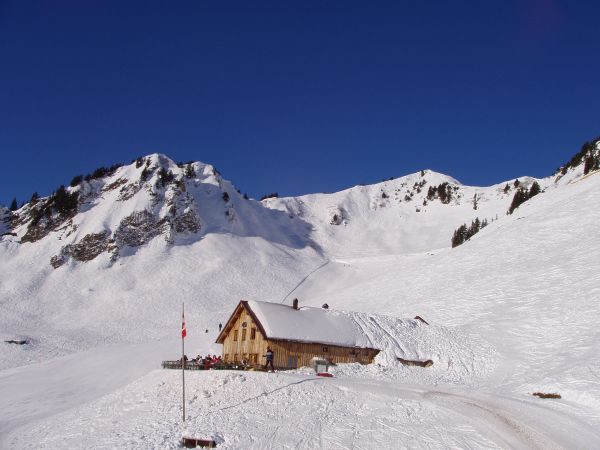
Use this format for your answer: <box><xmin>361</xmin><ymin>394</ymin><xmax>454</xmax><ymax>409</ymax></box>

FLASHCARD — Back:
<box><xmin>329</xmin><ymin>206</ymin><xmax>347</xmax><ymax>225</ymax></box>
<box><xmin>114</xmin><ymin>210</ymin><xmax>168</xmax><ymax>248</ymax></box>
<box><xmin>21</xmin><ymin>190</ymin><xmax>80</xmax><ymax>244</ymax></box>
<box><xmin>22</xmin><ymin>223</ymin><xmax>48</xmax><ymax>243</ymax></box>
<box><xmin>22</xmin><ymin>212</ymin><xmax>73</xmax><ymax>243</ymax></box>
<box><xmin>50</xmin><ymin>247</ymin><xmax>70</xmax><ymax>268</ymax></box>
<box><xmin>50</xmin><ymin>231</ymin><xmax>115</xmax><ymax>268</ymax></box>
<box><xmin>102</xmin><ymin>178</ymin><xmax>128</xmax><ymax>193</ymax></box>
<box><xmin>172</xmin><ymin>209</ymin><xmax>201</xmax><ymax>234</ymax></box>
<box><xmin>49</xmin><ymin>202</ymin><xmax>202</xmax><ymax>268</ymax></box>
<box><xmin>70</xmin><ymin>231</ymin><xmax>114</xmax><ymax>261</ymax></box>
<box><xmin>117</xmin><ymin>182</ymin><xmax>142</xmax><ymax>202</ymax></box>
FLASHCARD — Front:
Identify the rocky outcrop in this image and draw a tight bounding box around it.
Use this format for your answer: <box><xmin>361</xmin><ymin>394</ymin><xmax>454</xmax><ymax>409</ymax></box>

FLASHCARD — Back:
<box><xmin>117</xmin><ymin>181</ymin><xmax>143</xmax><ymax>201</ymax></box>
<box><xmin>70</xmin><ymin>231</ymin><xmax>114</xmax><ymax>261</ymax></box>
<box><xmin>172</xmin><ymin>209</ymin><xmax>201</xmax><ymax>234</ymax></box>
<box><xmin>114</xmin><ymin>210</ymin><xmax>168</xmax><ymax>248</ymax></box>
<box><xmin>50</xmin><ymin>231</ymin><xmax>115</xmax><ymax>268</ymax></box>
<box><xmin>103</xmin><ymin>178</ymin><xmax>128</xmax><ymax>192</ymax></box>
<box><xmin>329</xmin><ymin>206</ymin><xmax>347</xmax><ymax>225</ymax></box>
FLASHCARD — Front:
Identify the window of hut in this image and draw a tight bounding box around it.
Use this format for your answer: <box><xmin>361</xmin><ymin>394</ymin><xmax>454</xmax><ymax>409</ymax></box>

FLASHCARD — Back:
<box><xmin>234</xmin><ymin>330</ymin><xmax>238</xmax><ymax>341</ymax></box>
<box><xmin>242</xmin><ymin>329</ymin><xmax>247</xmax><ymax>341</ymax></box>
<box><xmin>251</xmin><ymin>327</ymin><xmax>256</xmax><ymax>340</ymax></box>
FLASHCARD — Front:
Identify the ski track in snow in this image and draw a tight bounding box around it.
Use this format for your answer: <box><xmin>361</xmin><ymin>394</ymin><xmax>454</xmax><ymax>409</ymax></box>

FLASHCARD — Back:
<box><xmin>279</xmin><ymin>259</ymin><xmax>330</xmax><ymax>304</ymax></box>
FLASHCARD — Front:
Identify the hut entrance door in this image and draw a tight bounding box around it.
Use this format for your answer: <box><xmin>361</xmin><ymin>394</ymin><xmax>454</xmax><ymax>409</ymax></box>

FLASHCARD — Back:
<box><xmin>287</xmin><ymin>355</ymin><xmax>298</xmax><ymax>368</ymax></box>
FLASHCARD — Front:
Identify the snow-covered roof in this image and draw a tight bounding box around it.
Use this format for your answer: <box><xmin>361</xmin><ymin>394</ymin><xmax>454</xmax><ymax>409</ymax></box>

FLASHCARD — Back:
<box><xmin>244</xmin><ymin>300</ymin><xmax>376</xmax><ymax>348</ymax></box>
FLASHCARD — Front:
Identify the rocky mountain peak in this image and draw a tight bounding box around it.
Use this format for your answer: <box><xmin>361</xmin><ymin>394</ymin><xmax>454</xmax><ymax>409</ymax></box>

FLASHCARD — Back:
<box><xmin>3</xmin><ymin>154</ymin><xmax>292</xmax><ymax>268</ymax></box>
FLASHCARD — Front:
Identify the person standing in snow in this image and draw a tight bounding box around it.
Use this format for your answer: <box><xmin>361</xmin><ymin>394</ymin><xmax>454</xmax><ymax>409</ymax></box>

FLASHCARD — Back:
<box><xmin>264</xmin><ymin>347</ymin><xmax>274</xmax><ymax>372</ymax></box>
<box><xmin>218</xmin><ymin>323</ymin><xmax>222</xmax><ymax>332</ymax></box>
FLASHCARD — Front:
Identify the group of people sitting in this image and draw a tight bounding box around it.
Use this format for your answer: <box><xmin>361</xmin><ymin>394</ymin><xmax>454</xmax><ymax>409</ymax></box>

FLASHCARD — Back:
<box><xmin>194</xmin><ymin>354</ymin><xmax>222</xmax><ymax>369</ymax></box>
<box><xmin>180</xmin><ymin>354</ymin><xmax>223</xmax><ymax>369</ymax></box>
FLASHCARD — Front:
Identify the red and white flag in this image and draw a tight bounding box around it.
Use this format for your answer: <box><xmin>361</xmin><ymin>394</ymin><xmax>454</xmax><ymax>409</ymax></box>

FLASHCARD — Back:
<box><xmin>181</xmin><ymin>311</ymin><xmax>187</xmax><ymax>339</ymax></box>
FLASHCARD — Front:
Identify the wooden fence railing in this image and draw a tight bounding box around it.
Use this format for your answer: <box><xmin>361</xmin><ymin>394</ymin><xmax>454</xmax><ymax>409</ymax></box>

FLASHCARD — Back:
<box><xmin>161</xmin><ymin>361</ymin><xmax>246</xmax><ymax>371</ymax></box>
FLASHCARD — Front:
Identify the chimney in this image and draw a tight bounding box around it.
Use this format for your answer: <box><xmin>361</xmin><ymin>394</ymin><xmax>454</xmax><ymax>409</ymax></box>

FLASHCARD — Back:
<box><xmin>292</xmin><ymin>298</ymin><xmax>299</xmax><ymax>310</ymax></box>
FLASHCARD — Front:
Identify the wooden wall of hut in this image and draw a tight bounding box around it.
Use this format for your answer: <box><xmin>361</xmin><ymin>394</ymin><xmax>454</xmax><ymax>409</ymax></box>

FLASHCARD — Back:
<box><xmin>221</xmin><ymin>307</ymin><xmax>268</xmax><ymax>365</ymax></box>
<box><xmin>267</xmin><ymin>340</ymin><xmax>379</xmax><ymax>369</ymax></box>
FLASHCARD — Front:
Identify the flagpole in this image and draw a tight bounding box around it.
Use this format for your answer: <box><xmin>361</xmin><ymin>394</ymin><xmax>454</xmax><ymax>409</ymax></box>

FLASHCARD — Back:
<box><xmin>182</xmin><ymin>302</ymin><xmax>186</xmax><ymax>423</ymax></box>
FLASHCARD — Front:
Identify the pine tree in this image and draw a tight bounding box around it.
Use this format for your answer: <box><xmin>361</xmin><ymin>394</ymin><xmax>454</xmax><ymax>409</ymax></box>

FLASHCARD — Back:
<box><xmin>52</xmin><ymin>186</ymin><xmax>79</xmax><ymax>214</ymax></box>
<box><xmin>70</xmin><ymin>175</ymin><xmax>83</xmax><ymax>187</ymax></box>
<box><xmin>259</xmin><ymin>193</ymin><xmax>279</xmax><ymax>201</ymax></box>
<box><xmin>508</xmin><ymin>188</ymin><xmax>528</xmax><ymax>214</ymax></box>
<box><xmin>437</xmin><ymin>183</ymin><xmax>451</xmax><ymax>204</ymax></box>
<box><xmin>427</xmin><ymin>186</ymin><xmax>437</xmax><ymax>200</ymax></box>
<box><xmin>529</xmin><ymin>181</ymin><xmax>541</xmax><ymax>198</ymax></box>
<box><xmin>184</xmin><ymin>164</ymin><xmax>195</xmax><ymax>178</ymax></box>
<box><xmin>157</xmin><ymin>168</ymin><xmax>174</xmax><ymax>186</ymax></box>
<box><xmin>222</xmin><ymin>192</ymin><xmax>230</xmax><ymax>202</ymax></box>
<box><xmin>30</xmin><ymin>192</ymin><xmax>39</xmax><ymax>203</ymax></box>
<box><xmin>584</xmin><ymin>155</ymin><xmax>595</xmax><ymax>175</ymax></box>
<box><xmin>10</xmin><ymin>197</ymin><xmax>18</xmax><ymax>211</ymax></box>
<box><xmin>451</xmin><ymin>225</ymin><xmax>467</xmax><ymax>247</ymax></box>
<box><xmin>140</xmin><ymin>166</ymin><xmax>150</xmax><ymax>182</ymax></box>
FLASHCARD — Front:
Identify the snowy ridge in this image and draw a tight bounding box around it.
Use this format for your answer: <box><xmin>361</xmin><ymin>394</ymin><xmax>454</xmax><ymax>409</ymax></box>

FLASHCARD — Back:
<box><xmin>264</xmin><ymin>169</ymin><xmax>546</xmax><ymax>257</ymax></box>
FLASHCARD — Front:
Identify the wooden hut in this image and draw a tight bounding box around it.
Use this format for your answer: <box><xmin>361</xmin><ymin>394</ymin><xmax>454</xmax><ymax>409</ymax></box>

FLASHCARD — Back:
<box><xmin>215</xmin><ymin>299</ymin><xmax>380</xmax><ymax>369</ymax></box>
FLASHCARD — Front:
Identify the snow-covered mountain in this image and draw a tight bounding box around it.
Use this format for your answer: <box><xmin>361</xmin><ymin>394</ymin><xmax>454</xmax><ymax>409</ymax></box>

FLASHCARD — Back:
<box><xmin>1</xmin><ymin>138</ymin><xmax>600</xmax><ymax>448</ymax></box>
<box><xmin>0</xmin><ymin>154</ymin><xmax>563</xmax><ymax>268</ymax></box>
<box><xmin>0</xmin><ymin>143</ymin><xmax>598</xmax><ymax>367</ymax></box>
<box><xmin>6</xmin><ymin>154</ymin><xmax>312</xmax><ymax>265</ymax></box>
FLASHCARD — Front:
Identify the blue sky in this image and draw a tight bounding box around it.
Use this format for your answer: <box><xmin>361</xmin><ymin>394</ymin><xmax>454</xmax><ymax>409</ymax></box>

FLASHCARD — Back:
<box><xmin>1</xmin><ymin>0</ymin><xmax>598</xmax><ymax>205</ymax></box>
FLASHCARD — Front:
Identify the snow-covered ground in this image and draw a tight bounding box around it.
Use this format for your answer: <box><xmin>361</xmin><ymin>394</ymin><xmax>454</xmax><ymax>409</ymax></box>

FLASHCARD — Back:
<box><xmin>1</xmin><ymin>154</ymin><xmax>600</xmax><ymax>448</ymax></box>
<box><xmin>9</xmin><ymin>369</ymin><xmax>600</xmax><ymax>450</ymax></box>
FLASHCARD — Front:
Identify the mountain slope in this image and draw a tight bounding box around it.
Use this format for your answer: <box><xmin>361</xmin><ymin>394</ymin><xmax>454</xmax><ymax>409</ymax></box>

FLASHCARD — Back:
<box><xmin>292</xmin><ymin>169</ymin><xmax>600</xmax><ymax>421</ymax></box>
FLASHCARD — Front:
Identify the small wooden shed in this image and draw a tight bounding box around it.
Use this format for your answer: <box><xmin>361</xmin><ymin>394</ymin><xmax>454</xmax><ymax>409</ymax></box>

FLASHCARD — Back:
<box><xmin>215</xmin><ymin>299</ymin><xmax>380</xmax><ymax>369</ymax></box>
